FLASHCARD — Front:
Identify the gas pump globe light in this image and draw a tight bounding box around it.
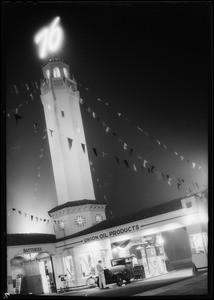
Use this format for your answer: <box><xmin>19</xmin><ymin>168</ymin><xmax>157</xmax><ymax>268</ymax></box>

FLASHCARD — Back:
<box><xmin>34</xmin><ymin>17</ymin><xmax>63</xmax><ymax>59</ymax></box>
<box><xmin>156</xmin><ymin>237</ymin><xmax>164</xmax><ymax>245</ymax></box>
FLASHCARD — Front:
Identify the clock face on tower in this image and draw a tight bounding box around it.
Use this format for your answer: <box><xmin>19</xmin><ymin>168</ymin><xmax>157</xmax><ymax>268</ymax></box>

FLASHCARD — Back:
<box><xmin>74</xmin><ymin>215</ymin><xmax>86</xmax><ymax>227</ymax></box>
<box><xmin>95</xmin><ymin>214</ymin><xmax>103</xmax><ymax>223</ymax></box>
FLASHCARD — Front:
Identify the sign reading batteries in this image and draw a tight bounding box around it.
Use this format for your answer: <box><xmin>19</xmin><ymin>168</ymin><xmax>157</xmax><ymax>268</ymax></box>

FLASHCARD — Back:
<box><xmin>34</xmin><ymin>17</ymin><xmax>64</xmax><ymax>59</ymax></box>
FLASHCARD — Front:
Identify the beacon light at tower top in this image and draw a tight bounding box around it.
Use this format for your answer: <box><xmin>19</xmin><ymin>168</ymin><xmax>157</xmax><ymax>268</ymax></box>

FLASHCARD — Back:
<box><xmin>34</xmin><ymin>17</ymin><xmax>63</xmax><ymax>59</ymax></box>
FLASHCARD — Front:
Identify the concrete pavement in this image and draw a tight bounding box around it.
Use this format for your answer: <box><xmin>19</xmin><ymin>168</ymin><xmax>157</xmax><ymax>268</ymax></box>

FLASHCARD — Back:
<box><xmin>133</xmin><ymin>272</ymin><xmax>209</xmax><ymax>296</ymax></box>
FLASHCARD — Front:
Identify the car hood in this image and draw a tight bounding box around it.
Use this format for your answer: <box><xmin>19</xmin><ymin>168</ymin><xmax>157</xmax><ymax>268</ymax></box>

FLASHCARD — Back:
<box><xmin>109</xmin><ymin>265</ymin><xmax>126</xmax><ymax>273</ymax></box>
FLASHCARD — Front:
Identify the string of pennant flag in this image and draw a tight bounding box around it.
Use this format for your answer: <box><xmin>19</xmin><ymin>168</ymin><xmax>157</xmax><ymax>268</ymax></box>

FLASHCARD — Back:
<box><xmin>8</xmin><ymin>80</ymin><xmax>207</xmax><ymax>174</ymax></box>
<box><xmin>89</xmin><ymin>160</ymin><xmax>114</xmax><ymax>219</ymax></box>
<box><xmin>32</xmin><ymin>129</ymin><xmax>47</xmax><ymax>204</ymax></box>
<box><xmin>7</xmin><ymin>207</ymin><xmax>52</xmax><ymax>224</ymax></box>
<box><xmin>78</xmin><ymin>83</ymin><xmax>207</xmax><ymax>174</ymax></box>
<box><xmin>78</xmin><ymin>97</ymin><xmax>207</xmax><ymax>194</ymax></box>
<box><xmin>46</xmin><ymin>124</ymin><xmax>206</xmax><ymax>195</ymax></box>
<box><xmin>7</xmin><ymin>80</ymin><xmax>207</xmax><ymax>197</ymax></box>
<box><xmin>7</xmin><ymin>81</ymin><xmax>40</xmax><ymax>119</ymax></box>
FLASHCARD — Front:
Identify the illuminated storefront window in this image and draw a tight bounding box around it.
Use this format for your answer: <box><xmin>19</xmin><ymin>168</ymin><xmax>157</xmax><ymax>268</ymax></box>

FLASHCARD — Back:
<box><xmin>189</xmin><ymin>233</ymin><xmax>206</xmax><ymax>255</ymax></box>
<box><xmin>63</xmin><ymin>256</ymin><xmax>75</xmax><ymax>281</ymax></box>
<box><xmin>79</xmin><ymin>253</ymin><xmax>95</xmax><ymax>277</ymax></box>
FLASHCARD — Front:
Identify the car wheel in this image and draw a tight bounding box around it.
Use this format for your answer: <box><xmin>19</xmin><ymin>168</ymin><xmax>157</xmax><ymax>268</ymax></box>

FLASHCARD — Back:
<box><xmin>86</xmin><ymin>277</ymin><xmax>96</xmax><ymax>287</ymax></box>
<box><xmin>192</xmin><ymin>264</ymin><xmax>198</xmax><ymax>274</ymax></box>
<box><xmin>116</xmin><ymin>275</ymin><xmax>123</xmax><ymax>287</ymax></box>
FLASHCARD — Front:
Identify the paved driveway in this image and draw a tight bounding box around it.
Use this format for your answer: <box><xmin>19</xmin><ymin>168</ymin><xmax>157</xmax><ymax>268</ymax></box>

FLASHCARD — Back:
<box><xmin>54</xmin><ymin>268</ymin><xmax>207</xmax><ymax>297</ymax></box>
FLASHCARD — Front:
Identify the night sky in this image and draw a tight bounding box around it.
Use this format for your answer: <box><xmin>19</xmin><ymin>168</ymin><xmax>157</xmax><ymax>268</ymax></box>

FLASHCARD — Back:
<box><xmin>3</xmin><ymin>2</ymin><xmax>211</xmax><ymax>233</ymax></box>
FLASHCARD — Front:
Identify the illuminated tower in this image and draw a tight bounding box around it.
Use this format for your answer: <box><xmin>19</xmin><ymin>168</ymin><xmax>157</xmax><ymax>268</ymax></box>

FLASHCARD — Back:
<box><xmin>40</xmin><ymin>58</ymin><xmax>95</xmax><ymax>205</ymax></box>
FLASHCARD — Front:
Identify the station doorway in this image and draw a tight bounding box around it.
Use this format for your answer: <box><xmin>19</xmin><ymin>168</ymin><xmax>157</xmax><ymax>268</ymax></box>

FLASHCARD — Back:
<box><xmin>11</xmin><ymin>251</ymin><xmax>56</xmax><ymax>295</ymax></box>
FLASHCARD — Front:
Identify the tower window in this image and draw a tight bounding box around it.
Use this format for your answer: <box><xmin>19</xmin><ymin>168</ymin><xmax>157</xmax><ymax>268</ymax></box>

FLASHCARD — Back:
<box><xmin>46</xmin><ymin>69</ymin><xmax>50</xmax><ymax>79</ymax></box>
<box><xmin>61</xmin><ymin>110</ymin><xmax>65</xmax><ymax>118</ymax></box>
<box><xmin>53</xmin><ymin>67</ymin><xmax>61</xmax><ymax>78</ymax></box>
<box><xmin>63</xmin><ymin>68</ymin><xmax>68</xmax><ymax>78</ymax></box>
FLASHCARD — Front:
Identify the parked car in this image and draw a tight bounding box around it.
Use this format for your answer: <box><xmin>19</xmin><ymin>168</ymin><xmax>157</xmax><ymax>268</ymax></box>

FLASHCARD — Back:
<box><xmin>96</xmin><ymin>256</ymin><xmax>144</xmax><ymax>287</ymax></box>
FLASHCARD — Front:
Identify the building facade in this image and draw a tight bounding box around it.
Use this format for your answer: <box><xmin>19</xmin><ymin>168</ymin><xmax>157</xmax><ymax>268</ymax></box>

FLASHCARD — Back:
<box><xmin>6</xmin><ymin>59</ymin><xmax>208</xmax><ymax>294</ymax></box>
<box><xmin>7</xmin><ymin>191</ymin><xmax>208</xmax><ymax>294</ymax></box>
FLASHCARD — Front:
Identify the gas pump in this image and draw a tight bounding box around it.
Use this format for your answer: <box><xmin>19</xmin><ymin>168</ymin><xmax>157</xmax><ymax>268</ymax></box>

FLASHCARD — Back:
<box><xmin>145</xmin><ymin>246</ymin><xmax>159</xmax><ymax>276</ymax></box>
<box><xmin>140</xmin><ymin>247</ymin><xmax>150</xmax><ymax>278</ymax></box>
<box><xmin>155</xmin><ymin>245</ymin><xmax>167</xmax><ymax>274</ymax></box>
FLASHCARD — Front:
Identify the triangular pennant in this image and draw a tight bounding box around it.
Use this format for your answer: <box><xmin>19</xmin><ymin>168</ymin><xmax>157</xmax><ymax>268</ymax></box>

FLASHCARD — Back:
<box><xmin>180</xmin><ymin>156</ymin><xmax>184</xmax><ymax>161</ymax></box>
<box><xmin>67</xmin><ymin>138</ymin><xmax>73</xmax><ymax>150</ymax></box>
<box><xmin>14</xmin><ymin>85</ymin><xmax>19</xmax><ymax>95</ymax></box>
<box><xmin>26</xmin><ymin>83</ymin><xmax>29</xmax><ymax>90</ymax></box>
<box><xmin>124</xmin><ymin>160</ymin><xmax>130</xmax><ymax>169</ymax></box>
<box><xmin>14</xmin><ymin>114</ymin><xmax>23</xmax><ymax>125</ymax></box>
<box><xmin>81</xmin><ymin>143</ymin><xmax>86</xmax><ymax>153</ymax></box>
<box><xmin>102</xmin><ymin>151</ymin><xmax>108</xmax><ymax>157</ymax></box>
<box><xmin>105</xmin><ymin>102</ymin><xmax>109</xmax><ymax>106</ymax></box>
<box><xmin>133</xmin><ymin>164</ymin><xmax>137</xmax><ymax>172</ymax></box>
<box><xmin>18</xmin><ymin>211</ymin><xmax>21</xmax><ymax>215</ymax></box>
<box><xmin>12</xmin><ymin>208</ymin><xmax>16</xmax><ymax>211</ymax></box>
<box><xmin>35</xmin><ymin>82</ymin><xmax>39</xmax><ymax>89</ymax></box>
<box><xmin>112</xmin><ymin>132</ymin><xmax>118</xmax><ymax>137</ymax></box>
<box><xmin>87</xmin><ymin>107</ymin><xmax>91</xmax><ymax>113</ymax></box>
<box><xmin>174</xmin><ymin>152</ymin><xmax>178</xmax><ymax>155</ymax></box>
<box><xmin>49</xmin><ymin>129</ymin><xmax>53</xmax><ymax>137</ymax></box>
<box><xmin>137</xmin><ymin>127</ymin><xmax>143</xmax><ymax>132</ymax></box>
<box><xmin>79</xmin><ymin>98</ymin><xmax>84</xmax><ymax>105</ymax></box>
<box><xmin>192</xmin><ymin>162</ymin><xmax>196</xmax><ymax>168</ymax></box>
<box><xmin>98</xmin><ymin>98</ymin><xmax>102</xmax><ymax>101</ymax></box>
<box><xmin>105</xmin><ymin>127</ymin><xmax>110</xmax><ymax>133</ymax></box>
<box><xmin>36</xmin><ymin>217</ymin><xmax>38</xmax><ymax>222</ymax></box>
<box><xmin>31</xmin><ymin>215</ymin><xmax>33</xmax><ymax>221</ymax></box>
<box><xmin>114</xmin><ymin>156</ymin><xmax>120</xmax><ymax>165</ymax></box>
<box><xmin>166</xmin><ymin>175</ymin><xmax>171</xmax><ymax>185</ymax></box>
<box><xmin>195</xmin><ymin>183</ymin><xmax>200</xmax><ymax>189</ymax></box>
<box><xmin>92</xmin><ymin>112</ymin><xmax>96</xmax><ymax>118</ymax></box>
<box><xmin>118</xmin><ymin>112</ymin><xmax>122</xmax><ymax>117</ymax></box>
<box><xmin>129</xmin><ymin>148</ymin><xmax>134</xmax><ymax>156</ymax></box>
<box><xmin>123</xmin><ymin>143</ymin><xmax>128</xmax><ymax>150</ymax></box>
<box><xmin>156</xmin><ymin>140</ymin><xmax>161</xmax><ymax>145</ymax></box>
<box><xmin>151</xmin><ymin>165</ymin><xmax>155</xmax><ymax>173</ymax></box>
<box><xmin>143</xmin><ymin>159</ymin><xmax>147</xmax><ymax>168</ymax></box>
<box><xmin>93</xmin><ymin>148</ymin><xmax>98</xmax><ymax>156</ymax></box>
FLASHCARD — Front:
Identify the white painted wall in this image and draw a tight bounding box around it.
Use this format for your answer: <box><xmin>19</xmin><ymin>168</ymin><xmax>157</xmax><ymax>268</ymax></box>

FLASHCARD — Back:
<box><xmin>41</xmin><ymin>62</ymin><xmax>95</xmax><ymax>205</ymax></box>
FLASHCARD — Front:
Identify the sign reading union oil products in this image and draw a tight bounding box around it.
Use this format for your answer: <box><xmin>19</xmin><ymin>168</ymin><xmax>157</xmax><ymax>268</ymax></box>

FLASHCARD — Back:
<box><xmin>84</xmin><ymin>224</ymin><xmax>140</xmax><ymax>243</ymax></box>
<box><xmin>23</xmin><ymin>247</ymin><xmax>42</xmax><ymax>253</ymax></box>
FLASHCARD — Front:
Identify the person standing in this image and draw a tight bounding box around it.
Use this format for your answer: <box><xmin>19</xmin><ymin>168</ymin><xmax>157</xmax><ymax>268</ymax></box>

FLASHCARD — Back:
<box><xmin>96</xmin><ymin>260</ymin><xmax>107</xmax><ymax>289</ymax></box>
